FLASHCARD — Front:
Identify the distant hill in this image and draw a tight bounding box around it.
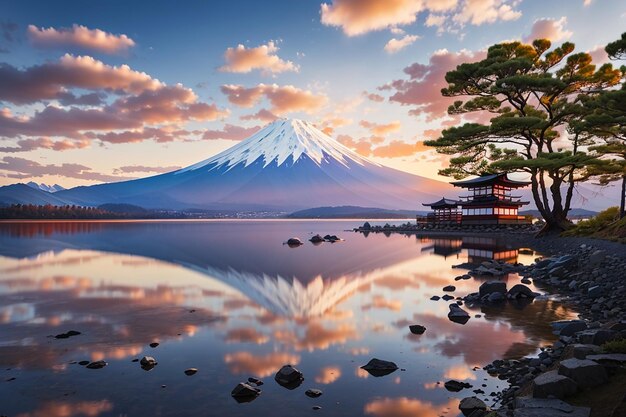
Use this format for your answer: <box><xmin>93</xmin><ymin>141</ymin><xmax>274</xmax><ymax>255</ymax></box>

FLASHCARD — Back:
<box><xmin>0</xmin><ymin>184</ymin><xmax>72</xmax><ymax>206</ymax></box>
<box><xmin>288</xmin><ymin>205</ymin><xmax>426</xmax><ymax>219</ymax></box>
<box><xmin>26</xmin><ymin>182</ymin><xmax>66</xmax><ymax>193</ymax></box>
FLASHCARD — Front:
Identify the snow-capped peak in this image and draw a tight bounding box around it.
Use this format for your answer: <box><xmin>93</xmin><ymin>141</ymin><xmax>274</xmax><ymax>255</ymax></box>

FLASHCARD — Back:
<box><xmin>26</xmin><ymin>182</ymin><xmax>66</xmax><ymax>193</ymax></box>
<box><xmin>179</xmin><ymin>118</ymin><xmax>377</xmax><ymax>173</ymax></box>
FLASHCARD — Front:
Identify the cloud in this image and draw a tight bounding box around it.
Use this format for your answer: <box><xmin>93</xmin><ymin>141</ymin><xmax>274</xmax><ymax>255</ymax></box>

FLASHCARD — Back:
<box><xmin>360</xmin><ymin>120</ymin><xmax>401</xmax><ymax>136</ymax></box>
<box><xmin>219</xmin><ymin>41</ymin><xmax>299</xmax><ymax>74</ymax></box>
<box><xmin>202</xmin><ymin>123</ymin><xmax>260</xmax><ymax>141</ymax></box>
<box><xmin>364</xmin><ymin>397</ymin><xmax>458</xmax><ymax>417</ymax></box>
<box><xmin>27</xmin><ymin>24</ymin><xmax>135</xmax><ymax>54</ymax></box>
<box><xmin>90</xmin><ymin>127</ymin><xmax>193</xmax><ymax>144</ymax></box>
<box><xmin>1</xmin><ymin>20</ymin><xmax>19</xmax><ymax>43</ymax></box>
<box><xmin>588</xmin><ymin>45</ymin><xmax>609</xmax><ymax>64</ymax></box>
<box><xmin>112</xmin><ymin>165</ymin><xmax>181</xmax><ymax>174</ymax></box>
<box><xmin>221</xmin><ymin>83</ymin><xmax>327</xmax><ymax>115</ymax></box>
<box><xmin>240</xmin><ymin>108</ymin><xmax>279</xmax><ymax>123</ymax></box>
<box><xmin>371</xmin><ymin>140</ymin><xmax>431</xmax><ymax>158</ymax></box>
<box><xmin>523</xmin><ymin>17</ymin><xmax>572</xmax><ymax>43</ymax></box>
<box><xmin>425</xmin><ymin>14</ymin><xmax>446</xmax><ymax>28</ymax></box>
<box><xmin>0</xmin><ymin>156</ymin><xmax>134</xmax><ymax>182</ymax></box>
<box><xmin>318</xmin><ymin>115</ymin><xmax>352</xmax><ymax>134</ymax></box>
<box><xmin>453</xmin><ymin>0</ymin><xmax>522</xmax><ymax>26</ymax></box>
<box><xmin>364</xmin><ymin>92</ymin><xmax>384</xmax><ymax>102</ymax></box>
<box><xmin>382</xmin><ymin>48</ymin><xmax>486</xmax><ymax>121</ymax></box>
<box><xmin>0</xmin><ymin>137</ymin><xmax>90</xmax><ymax>153</ymax></box>
<box><xmin>384</xmin><ymin>34</ymin><xmax>419</xmax><ymax>54</ymax></box>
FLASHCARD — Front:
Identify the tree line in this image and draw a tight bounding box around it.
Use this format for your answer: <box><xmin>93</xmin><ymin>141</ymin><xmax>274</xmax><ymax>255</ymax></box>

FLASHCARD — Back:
<box><xmin>0</xmin><ymin>204</ymin><xmax>130</xmax><ymax>219</ymax></box>
<box><xmin>425</xmin><ymin>32</ymin><xmax>626</xmax><ymax>234</ymax></box>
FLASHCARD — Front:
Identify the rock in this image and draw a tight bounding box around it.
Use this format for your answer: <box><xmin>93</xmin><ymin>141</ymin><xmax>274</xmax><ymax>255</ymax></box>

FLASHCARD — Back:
<box><xmin>514</xmin><ymin>397</ymin><xmax>590</xmax><ymax>417</ymax></box>
<box><xmin>231</xmin><ymin>382</ymin><xmax>261</xmax><ymax>401</ymax></box>
<box><xmin>577</xmin><ymin>329</ymin><xmax>615</xmax><ymax>345</ymax></box>
<box><xmin>149</xmin><ymin>342</ymin><xmax>159</xmax><ymax>348</ymax></box>
<box><xmin>558</xmin><ymin>358</ymin><xmax>607</xmax><ymax>389</ymax></box>
<box><xmin>444</xmin><ymin>380</ymin><xmax>472</xmax><ymax>392</ymax></box>
<box><xmin>312</xmin><ymin>406</ymin><xmax>322</xmax><ymax>410</ymax></box>
<box><xmin>609</xmin><ymin>321</ymin><xmax>626</xmax><ymax>332</ymax></box>
<box><xmin>448</xmin><ymin>304</ymin><xmax>470</xmax><ymax>325</ymax></box>
<box><xmin>521</xmin><ymin>277</ymin><xmax>532</xmax><ymax>284</ymax></box>
<box><xmin>586</xmin><ymin>353</ymin><xmax>626</xmax><ymax>363</ymax></box>
<box><xmin>286</xmin><ymin>237</ymin><xmax>303</xmax><ymax>247</ymax></box>
<box><xmin>78</xmin><ymin>360</ymin><xmax>90</xmax><ymax>366</ymax></box>
<box><xmin>86</xmin><ymin>360</ymin><xmax>107</xmax><ymax>369</ymax></box>
<box><xmin>360</xmin><ymin>358</ymin><xmax>398</xmax><ymax>377</ymax></box>
<box><xmin>324</xmin><ymin>234</ymin><xmax>341</xmax><ymax>242</ymax></box>
<box><xmin>586</xmin><ymin>285</ymin><xmax>602</xmax><ymax>298</ymax></box>
<box><xmin>309</xmin><ymin>234</ymin><xmax>324</xmax><ymax>244</ymax></box>
<box><xmin>54</xmin><ymin>330</ymin><xmax>81</xmax><ymax>339</ymax></box>
<box><xmin>184</xmin><ymin>368</ymin><xmax>198</xmax><ymax>376</ymax></box>
<box><xmin>571</xmin><ymin>344</ymin><xmax>601</xmax><ymax>359</ymax></box>
<box><xmin>430</xmin><ymin>295</ymin><xmax>440</xmax><ymax>301</ymax></box>
<box><xmin>479</xmin><ymin>281</ymin><xmax>507</xmax><ymax>297</ymax></box>
<box><xmin>248</xmin><ymin>377</ymin><xmax>263</xmax><ymax>386</ymax></box>
<box><xmin>508</xmin><ymin>284</ymin><xmax>536</xmax><ymax>299</ymax></box>
<box><xmin>275</xmin><ymin>365</ymin><xmax>304</xmax><ymax>388</ymax></box>
<box><xmin>140</xmin><ymin>356</ymin><xmax>157</xmax><ymax>370</ymax></box>
<box><xmin>487</xmin><ymin>292</ymin><xmax>505</xmax><ymax>303</ymax></box>
<box><xmin>443</xmin><ymin>285</ymin><xmax>456</xmax><ymax>292</ymax></box>
<box><xmin>362</xmin><ymin>222</ymin><xmax>371</xmax><ymax>230</ymax></box>
<box><xmin>532</xmin><ymin>370</ymin><xmax>577</xmax><ymax>399</ymax></box>
<box><xmin>459</xmin><ymin>397</ymin><xmax>487</xmax><ymax>416</ymax></box>
<box><xmin>588</xmin><ymin>250</ymin><xmax>606</xmax><ymax>266</ymax></box>
<box><xmin>409</xmin><ymin>325</ymin><xmax>426</xmax><ymax>335</ymax></box>
<box><xmin>442</xmin><ymin>294</ymin><xmax>455</xmax><ymax>301</ymax></box>
<box><xmin>305</xmin><ymin>388</ymin><xmax>323</xmax><ymax>398</ymax></box>
<box><xmin>558</xmin><ymin>321</ymin><xmax>588</xmax><ymax>337</ymax></box>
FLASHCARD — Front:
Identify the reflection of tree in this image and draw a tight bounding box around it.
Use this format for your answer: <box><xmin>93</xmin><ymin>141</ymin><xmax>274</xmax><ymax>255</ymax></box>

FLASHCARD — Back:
<box><xmin>0</xmin><ymin>221</ymin><xmax>105</xmax><ymax>237</ymax></box>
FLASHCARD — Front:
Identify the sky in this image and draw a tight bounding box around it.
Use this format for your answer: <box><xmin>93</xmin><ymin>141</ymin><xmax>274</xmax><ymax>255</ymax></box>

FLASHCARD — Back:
<box><xmin>0</xmin><ymin>0</ymin><xmax>624</xmax><ymax>188</ymax></box>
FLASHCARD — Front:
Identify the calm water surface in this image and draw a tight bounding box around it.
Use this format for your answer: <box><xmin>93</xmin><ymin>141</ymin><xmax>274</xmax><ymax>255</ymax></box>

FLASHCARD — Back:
<box><xmin>0</xmin><ymin>220</ymin><xmax>577</xmax><ymax>417</ymax></box>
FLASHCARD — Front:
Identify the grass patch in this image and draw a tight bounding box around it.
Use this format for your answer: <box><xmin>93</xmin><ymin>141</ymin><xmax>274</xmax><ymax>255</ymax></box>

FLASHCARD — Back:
<box><xmin>602</xmin><ymin>338</ymin><xmax>626</xmax><ymax>354</ymax></box>
<box><xmin>562</xmin><ymin>207</ymin><xmax>626</xmax><ymax>242</ymax></box>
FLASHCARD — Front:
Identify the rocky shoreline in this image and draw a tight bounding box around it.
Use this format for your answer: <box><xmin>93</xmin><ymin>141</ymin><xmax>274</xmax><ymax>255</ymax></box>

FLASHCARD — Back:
<box><xmin>355</xmin><ymin>223</ymin><xmax>626</xmax><ymax>417</ymax></box>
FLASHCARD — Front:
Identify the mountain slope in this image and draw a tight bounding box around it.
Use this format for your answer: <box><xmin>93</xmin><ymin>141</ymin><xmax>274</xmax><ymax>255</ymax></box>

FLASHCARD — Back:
<box><xmin>54</xmin><ymin>119</ymin><xmax>448</xmax><ymax>211</ymax></box>
<box><xmin>0</xmin><ymin>184</ymin><xmax>72</xmax><ymax>206</ymax></box>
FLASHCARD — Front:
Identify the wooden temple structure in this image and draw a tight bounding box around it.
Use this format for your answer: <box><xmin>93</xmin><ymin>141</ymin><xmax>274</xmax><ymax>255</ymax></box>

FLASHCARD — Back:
<box><xmin>421</xmin><ymin>173</ymin><xmax>531</xmax><ymax>225</ymax></box>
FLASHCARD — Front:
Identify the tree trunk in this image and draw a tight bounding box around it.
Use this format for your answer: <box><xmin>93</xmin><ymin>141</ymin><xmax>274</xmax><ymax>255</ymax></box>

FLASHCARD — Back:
<box><xmin>619</xmin><ymin>174</ymin><xmax>626</xmax><ymax>219</ymax></box>
<box><xmin>536</xmin><ymin>207</ymin><xmax>573</xmax><ymax>236</ymax></box>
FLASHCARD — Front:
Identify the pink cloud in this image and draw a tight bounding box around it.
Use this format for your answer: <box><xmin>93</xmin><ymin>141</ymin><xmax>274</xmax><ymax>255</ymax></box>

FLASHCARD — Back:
<box><xmin>453</xmin><ymin>0</ymin><xmax>521</xmax><ymax>26</ymax></box>
<box><xmin>523</xmin><ymin>17</ymin><xmax>572</xmax><ymax>43</ymax></box>
<box><xmin>0</xmin><ymin>156</ymin><xmax>135</xmax><ymax>182</ymax></box>
<box><xmin>360</xmin><ymin>120</ymin><xmax>401</xmax><ymax>136</ymax></box>
<box><xmin>0</xmin><ymin>137</ymin><xmax>90</xmax><ymax>153</ymax></box>
<box><xmin>240</xmin><ymin>108</ymin><xmax>279</xmax><ymax>123</ymax></box>
<box><xmin>219</xmin><ymin>41</ymin><xmax>298</xmax><ymax>74</ymax></box>
<box><xmin>221</xmin><ymin>83</ymin><xmax>327</xmax><ymax>115</ymax></box>
<box><xmin>27</xmin><ymin>24</ymin><xmax>135</xmax><ymax>55</ymax></box>
<box><xmin>364</xmin><ymin>92</ymin><xmax>384</xmax><ymax>102</ymax></box>
<box><xmin>201</xmin><ymin>124</ymin><xmax>260</xmax><ymax>141</ymax></box>
<box><xmin>588</xmin><ymin>45</ymin><xmax>610</xmax><ymax>65</ymax></box>
<box><xmin>383</xmin><ymin>48</ymin><xmax>486</xmax><ymax>121</ymax></box>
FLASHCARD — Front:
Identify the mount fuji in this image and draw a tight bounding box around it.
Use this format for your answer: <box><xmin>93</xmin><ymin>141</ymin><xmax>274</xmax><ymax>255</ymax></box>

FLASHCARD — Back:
<box><xmin>47</xmin><ymin>118</ymin><xmax>446</xmax><ymax>211</ymax></box>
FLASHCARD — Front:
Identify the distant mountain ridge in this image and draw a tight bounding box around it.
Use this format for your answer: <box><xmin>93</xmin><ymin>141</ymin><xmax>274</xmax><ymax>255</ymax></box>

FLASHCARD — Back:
<box><xmin>288</xmin><ymin>205</ymin><xmax>427</xmax><ymax>219</ymax></box>
<box><xmin>26</xmin><ymin>182</ymin><xmax>66</xmax><ymax>193</ymax></box>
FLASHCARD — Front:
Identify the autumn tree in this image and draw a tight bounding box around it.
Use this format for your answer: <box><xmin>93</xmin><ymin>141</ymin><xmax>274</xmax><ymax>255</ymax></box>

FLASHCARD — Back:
<box><xmin>424</xmin><ymin>39</ymin><xmax>622</xmax><ymax>233</ymax></box>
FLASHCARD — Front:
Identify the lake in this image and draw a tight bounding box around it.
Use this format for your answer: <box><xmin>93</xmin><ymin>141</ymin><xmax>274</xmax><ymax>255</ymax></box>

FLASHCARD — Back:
<box><xmin>0</xmin><ymin>220</ymin><xmax>577</xmax><ymax>417</ymax></box>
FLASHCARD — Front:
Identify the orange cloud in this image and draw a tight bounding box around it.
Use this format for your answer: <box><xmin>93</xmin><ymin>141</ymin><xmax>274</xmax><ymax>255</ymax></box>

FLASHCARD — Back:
<box><xmin>219</xmin><ymin>41</ymin><xmax>299</xmax><ymax>74</ymax></box>
<box><xmin>295</xmin><ymin>322</ymin><xmax>358</xmax><ymax>351</ymax></box>
<box><xmin>0</xmin><ymin>137</ymin><xmax>90</xmax><ymax>153</ymax></box>
<box><xmin>223</xmin><ymin>351</ymin><xmax>300</xmax><ymax>377</ymax></box>
<box><xmin>27</xmin><ymin>24</ymin><xmax>135</xmax><ymax>54</ymax></box>
<box><xmin>360</xmin><ymin>120</ymin><xmax>401</xmax><ymax>136</ymax></box>
<box><xmin>240</xmin><ymin>108</ymin><xmax>279</xmax><ymax>123</ymax></box>
<box><xmin>444</xmin><ymin>364</ymin><xmax>477</xmax><ymax>381</ymax></box>
<box><xmin>364</xmin><ymin>397</ymin><xmax>458</xmax><ymax>417</ymax></box>
<box><xmin>0</xmin><ymin>156</ymin><xmax>136</xmax><ymax>182</ymax></box>
<box><xmin>221</xmin><ymin>83</ymin><xmax>327</xmax><ymax>115</ymax></box>
<box><xmin>453</xmin><ymin>0</ymin><xmax>521</xmax><ymax>26</ymax></box>
<box><xmin>523</xmin><ymin>17</ymin><xmax>572</xmax><ymax>42</ymax></box>
<box><xmin>371</xmin><ymin>140</ymin><xmax>431</xmax><ymax>158</ymax></box>
<box><xmin>202</xmin><ymin>124</ymin><xmax>260</xmax><ymax>141</ymax></box>
<box><xmin>315</xmin><ymin>366</ymin><xmax>342</xmax><ymax>384</ymax></box>
<box><xmin>384</xmin><ymin>34</ymin><xmax>419</xmax><ymax>54</ymax></box>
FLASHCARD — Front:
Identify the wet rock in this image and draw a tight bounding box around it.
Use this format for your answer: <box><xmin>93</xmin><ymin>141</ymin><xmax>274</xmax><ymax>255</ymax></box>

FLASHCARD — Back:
<box><xmin>312</xmin><ymin>406</ymin><xmax>322</xmax><ymax>410</ymax></box>
<box><xmin>448</xmin><ymin>304</ymin><xmax>470</xmax><ymax>325</ymax></box>
<box><xmin>275</xmin><ymin>365</ymin><xmax>304</xmax><ymax>388</ymax></box>
<box><xmin>305</xmin><ymin>388</ymin><xmax>323</xmax><ymax>398</ymax></box>
<box><xmin>309</xmin><ymin>234</ymin><xmax>324</xmax><ymax>244</ymax></box>
<box><xmin>78</xmin><ymin>360</ymin><xmax>90</xmax><ymax>366</ymax></box>
<box><xmin>149</xmin><ymin>342</ymin><xmax>159</xmax><ymax>348</ymax></box>
<box><xmin>459</xmin><ymin>397</ymin><xmax>487</xmax><ymax>416</ymax></box>
<box><xmin>443</xmin><ymin>285</ymin><xmax>456</xmax><ymax>292</ymax></box>
<box><xmin>286</xmin><ymin>237</ymin><xmax>303</xmax><ymax>247</ymax></box>
<box><xmin>487</xmin><ymin>292</ymin><xmax>505</xmax><ymax>303</ymax></box>
<box><xmin>86</xmin><ymin>360</ymin><xmax>107</xmax><ymax>369</ymax></box>
<box><xmin>184</xmin><ymin>368</ymin><xmax>198</xmax><ymax>376</ymax></box>
<box><xmin>556</xmin><ymin>320</ymin><xmax>587</xmax><ymax>337</ymax></box>
<box><xmin>231</xmin><ymin>382</ymin><xmax>261</xmax><ymax>402</ymax></box>
<box><xmin>54</xmin><ymin>330</ymin><xmax>81</xmax><ymax>339</ymax></box>
<box><xmin>140</xmin><ymin>356</ymin><xmax>157</xmax><ymax>370</ymax></box>
<box><xmin>324</xmin><ymin>234</ymin><xmax>341</xmax><ymax>242</ymax></box>
<box><xmin>360</xmin><ymin>358</ymin><xmax>398</xmax><ymax>377</ymax></box>
<box><xmin>430</xmin><ymin>295</ymin><xmax>440</xmax><ymax>301</ymax></box>
<box><xmin>479</xmin><ymin>281</ymin><xmax>507</xmax><ymax>297</ymax></box>
<box><xmin>409</xmin><ymin>325</ymin><xmax>426</xmax><ymax>335</ymax></box>
<box><xmin>507</xmin><ymin>284</ymin><xmax>536</xmax><ymax>299</ymax></box>
<box><xmin>514</xmin><ymin>397</ymin><xmax>591</xmax><ymax>417</ymax></box>
<box><xmin>532</xmin><ymin>370</ymin><xmax>577</xmax><ymax>399</ymax></box>
<box><xmin>444</xmin><ymin>380</ymin><xmax>472</xmax><ymax>392</ymax></box>
<box><xmin>558</xmin><ymin>358</ymin><xmax>607</xmax><ymax>389</ymax></box>
<box><xmin>248</xmin><ymin>377</ymin><xmax>263</xmax><ymax>386</ymax></box>
<box><xmin>442</xmin><ymin>294</ymin><xmax>455</xmax><ymax>301</ymax></box>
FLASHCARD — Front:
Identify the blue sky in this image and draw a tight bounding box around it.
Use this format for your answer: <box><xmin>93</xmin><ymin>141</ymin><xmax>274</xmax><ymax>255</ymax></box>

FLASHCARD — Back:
<box><xmin>0</xmin><ymin>0</ymin><xmax>624</xmax><ymax>186</ymax></box>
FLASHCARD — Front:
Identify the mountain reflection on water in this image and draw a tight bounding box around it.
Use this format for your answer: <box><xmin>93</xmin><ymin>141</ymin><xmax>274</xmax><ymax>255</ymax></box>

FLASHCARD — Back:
<box><xmin>0</xmin><ymin>221</ymin><xmax>576</xmax><ymax>417</ymax></box>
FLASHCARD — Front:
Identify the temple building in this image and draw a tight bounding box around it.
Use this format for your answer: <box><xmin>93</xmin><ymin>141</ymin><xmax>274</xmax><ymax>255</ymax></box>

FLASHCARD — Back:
<box><xmin>421</xmin><ymin>173</ymin><xmax>531</xmax><ymax>225</ymax></box>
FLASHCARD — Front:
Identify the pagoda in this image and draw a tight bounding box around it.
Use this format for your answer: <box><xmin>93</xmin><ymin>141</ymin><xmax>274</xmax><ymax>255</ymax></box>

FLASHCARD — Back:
<box><xmin>421</xmin><ymin>198</ymin><xmax>461</xmax><ymax>224</ymax></box>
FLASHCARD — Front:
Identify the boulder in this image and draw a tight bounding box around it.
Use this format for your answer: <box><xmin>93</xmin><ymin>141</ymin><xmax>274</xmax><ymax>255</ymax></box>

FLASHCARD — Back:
<box><xmin>577</xmin><ymin>329</ymin><xmax>615</xmax><ymax>345</ymax></box>
<box><xmin>360</xmin><ymin>358</ymin><xmax>398</xmax><ymax>377</ymax></box>
<box><xmin>231</xmin><ymin>382</ymin><xmax>261</xmax><ymax>401</ymax></box>
<box><xmin>409</xmin><ymin>325</ymin><xmax>426</xmax><ymax>335</ymax></box>
<box><xmin>514</xmin><ymin>397</ymin><xmax>590</xmax><ymax>417</ymax></box>
<box><xmin>479</xmin><ymin>281</ymin><xmax>507</xmax><ymax>297</ymax></box>
<box><xmin>459</xmin><ymin>397</ymin><xmax>487</xmax><ymax>416</ymax></box>
<box><xmin>448</xmin><ymin>304</ymin><xmax>470</xmax><ymax>325</ymax></box>
<box><xmin>532</xmin><ymin>370</ymin><xmax>577</xmax><ymax>399</ymax></box>
<box><xmin>286</xmin><ymin>237</ymin><xmax>303</xmax><ymax>247</ymax></box>
<box><xmin>508</xmin><ymin>284</ymin><xmax>537</xmax><ymax>299</ymax></box>
<box><xmin>305</xmin><ymin>388</ymin><xmax>323</xmax><ymax>398</ymax></box>
<box><xmin>571</xmin><ymin>344</ymin><xmax>601</xmax><ymax>360</ymax></box>
<box><xmin>443</xmin><ymin>285</ymin><xmax>456</xmax><ymax>292</ymax></box>
<box><xmin>586</xmin><ymin>353</ymin><xmax>626</xmax><ymax>363</ymax></box>
<box><xmin>274</xmin><ymin>365</ymin><xmax>304</xmax><ymax>388</ymax></box>
<box><xmin>558</xmin><ymin>321</ymin><xmax>587</xmax><ymax>337</ymax></box>
<box><xmin>309</xmin><ymin>234</ymin><xmax>324</xmax><ymax>244</ymax></box>
<box><xmin>444</xmin><ymin>380</ymin><xmax>472</xmax><ymax>392</ymax></box>
<box><xmin>558</xmin><ymin>358</ymin><xmax>607</xmax><ymax>389</ymax></box>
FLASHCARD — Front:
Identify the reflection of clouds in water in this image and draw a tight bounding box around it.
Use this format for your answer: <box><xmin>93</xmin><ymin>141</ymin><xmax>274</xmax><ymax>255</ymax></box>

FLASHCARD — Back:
<box><xmin>0</xmin><ymin>303</ymin><xmax>35</xmax><ymax>323</ymax></box>
<box><xmin>223</xmin><ymin>351</ymin><xmax>300</xmax><ymax>377</ymax></box>
<box><xmin>315</xmin><ymin>366</ymin><xmax>342</xmax><ymax>384</ymax></box>
<box><xmin>362</xmin><ymin>295</ymin><xmax>403</xmax><ymax>312</ymax></box>
<box><xmin>15</xmin><ymin>400</ymin><xmax>113</xmax><ymax>417</ymax></box>
<box><xmin>364</xmin><ymin>397</ymin><xmax>459</xmax><ymax>417</ymax></box>
<box><xmin>224</xmin><ymin>327</ymin><xmax>269</xmax><ymax>344</ymax></box>
<box><xmin>444</xmin><ymin>364</ymin><xmax>477</xmax><ymax>381</ymax></box>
